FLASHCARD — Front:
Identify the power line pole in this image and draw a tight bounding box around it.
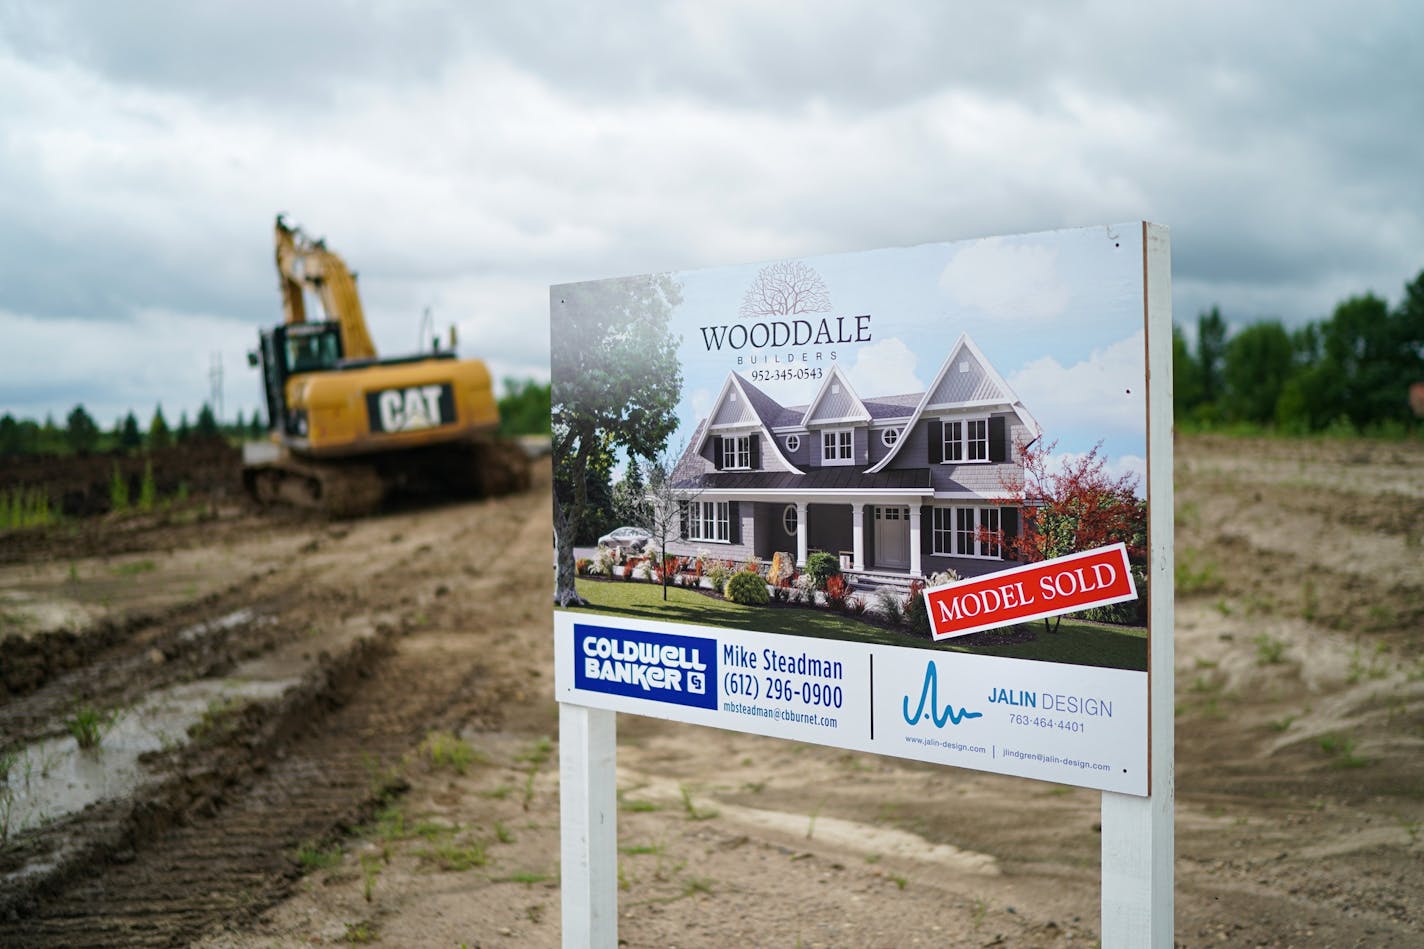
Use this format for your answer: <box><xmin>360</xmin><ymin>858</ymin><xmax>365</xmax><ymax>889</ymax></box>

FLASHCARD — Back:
<box><xmin>209</xmin><ymin>352</ymin><xmax>224</xmax><ymax>424</ymax></box>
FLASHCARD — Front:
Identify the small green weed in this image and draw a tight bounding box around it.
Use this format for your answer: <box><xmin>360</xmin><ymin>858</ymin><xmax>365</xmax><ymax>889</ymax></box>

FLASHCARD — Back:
<box><xmin>1253</xmin><ymin>634</ymin><xmax>1287</xmax><ymax>665</ymax></box>
<box><xmin>496</xmin><ymin>870</ymin><xmax>550</xmax><ymax>884</ymax></box>
<box><xmin>1318</xmin><ymin>733</ymin><xmax>1369</xmax><ymax>769</ymax></box>
<box><xmin>1175</xmin><ymin>549</ymin><xmax>1222</xmax><ymax>595</ymax></box>
<box><xmin>419</xmin><ymin>840</ymin><xmax>487</xmax><ymax>871</ymax></box>
<box><xmin>343</xmin><ymin>920</ymin><xmax>376</xmax><ymax>943</ymax></box>
<box><xmin>1</xmin><ymin>486</ymin><xmax>58</xmax><ymax>530</ymax></box>
<box><xmin>66</xmin><ymin>705</ymin><xmax>117</xmax><ymax>749</ymax></box>
<box><xmin>494</xmin><ymin>820</ymin><xmax>514</xmax><ymax>844</ymax></box>
<box><xmin>111</xmin><ymin>559</ymin><xmax>156</xmax><ymax>577</ymax></box>
<box><xmin>109</xmin><ymin>464</ymin><xmax>130</xmax><ymax>512</ymax></box>
<box><xmin>620</xmin><ymin>841</ymin><xmax>665</xmax><ymax>856</ymax></box>
<box><xmin>296</xmin><ymin>843</ymin><xmax>344</xmax><ymax>871</ymax></box>
<box><xmin>678</xmin><ymin>784</ymin><xmax>718</xmax><ymax>821</ymax></box>
<box><xmin>421</xmin><ymin>730</ymin><xmax>481</xmax><ymax>774</ymax></box>
<box><xmin>360</xmin><ymin>853</ymin><xmax>381</xmax><ymax>903</ymax></box>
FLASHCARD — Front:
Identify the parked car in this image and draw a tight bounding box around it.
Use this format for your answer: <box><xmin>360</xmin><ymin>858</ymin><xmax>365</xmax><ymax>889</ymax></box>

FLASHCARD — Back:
<box><xmin>597</xmin><ymin>526</ymin><xmax>652</xmax><ymax>553</ymax></box>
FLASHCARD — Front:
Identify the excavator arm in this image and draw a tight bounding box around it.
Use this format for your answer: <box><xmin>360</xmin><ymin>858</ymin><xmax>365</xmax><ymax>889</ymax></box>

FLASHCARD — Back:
<box><xmin>273</xmin><ymin>215</ymin><xmax>378</xmax><ymax>360</ymax></box>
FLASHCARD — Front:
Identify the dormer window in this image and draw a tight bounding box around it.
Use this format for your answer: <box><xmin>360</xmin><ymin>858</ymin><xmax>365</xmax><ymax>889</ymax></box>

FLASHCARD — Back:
<box><xmin>943</xmin><ymin>417</ymin><xmax>988</xmax><ymax>463</ymax></box>
<box><xmin>721</xmin><ymin>434</ymin><xmax>751</xmax><ymax>469</ymax></box>
<box><xmin>822</xmin><ymin>428</ymin><xmax>853</xmax><ymax>466</ymax></box>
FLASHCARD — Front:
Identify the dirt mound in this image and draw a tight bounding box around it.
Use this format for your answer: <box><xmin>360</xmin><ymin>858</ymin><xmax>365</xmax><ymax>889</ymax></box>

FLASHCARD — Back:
<box><xmin>1</xmin><ymin>440</ymin><xmax>242</xmax><ymax>518</ymax></box>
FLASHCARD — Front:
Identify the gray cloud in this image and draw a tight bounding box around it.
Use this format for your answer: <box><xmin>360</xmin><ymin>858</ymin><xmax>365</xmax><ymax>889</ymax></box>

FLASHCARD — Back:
<box><xmin>0</xmin><ymin>0</ymin><xmax>1420</xmax><ymax>425</ymax></box>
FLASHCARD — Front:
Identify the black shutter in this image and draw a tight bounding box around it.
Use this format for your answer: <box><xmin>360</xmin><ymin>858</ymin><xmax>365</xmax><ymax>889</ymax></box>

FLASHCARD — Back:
<box><xmin>1001</xmin><ymin>507</ymin><xmax>1019</xmax><ymax>559</ymax></box>
<box><xmin>750</xmin><ymin>433</ymin><xmax>761</xmax><ymax>470</ymax></box>
<box><xmin>679</xmin><ymin>501</ymin><xmax>689</xmax><ymax>539</ymax></box>
<box><xmin>728</xmin><ymin>501</ymin><xmax>740</xmax><ymax>545</ymax></box>
<box><xmin>921</xmin><ymin>506</ymin><xmax>933</xmax><ymax>556</ymax></box>
<box><xmin>989</xmin><ymin>416</ymin><xmax>1007</xmax><ymax>462</ymax></box>
<box><xmin>928</xmin><ymin>420</ymin><xmax>943</xmax><ymax>464</ymax></box>
<box><xmin>714</xmin><ymin>437</ymin><xmax>725</xmax><ymax>470</ymax></box>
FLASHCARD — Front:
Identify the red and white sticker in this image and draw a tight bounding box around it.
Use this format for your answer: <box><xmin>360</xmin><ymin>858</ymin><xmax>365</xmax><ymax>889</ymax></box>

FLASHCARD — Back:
<box><xmin>924</xmin><ymin>543</ymin><xmax>1138</xmax><ymax>640</ymax></box>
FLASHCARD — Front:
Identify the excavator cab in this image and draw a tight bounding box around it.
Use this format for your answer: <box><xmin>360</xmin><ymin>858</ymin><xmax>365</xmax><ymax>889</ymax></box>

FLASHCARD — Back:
<box><xmin>253</xmin><ymin>321</ymin><xmax>344</xmax><ymax>436</ymax></box>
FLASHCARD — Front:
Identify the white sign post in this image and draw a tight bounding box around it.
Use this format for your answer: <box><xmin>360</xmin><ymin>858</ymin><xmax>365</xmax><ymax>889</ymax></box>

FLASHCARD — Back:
<box><xmin>554</xmin><ymin>223</ymin><xmax>1174</xmax><ymax>947</ymax></box>
<box><xmin>1101</xmin><ymin>222</ymin><xmax>1175</xmax><ymax>945</ymax></box>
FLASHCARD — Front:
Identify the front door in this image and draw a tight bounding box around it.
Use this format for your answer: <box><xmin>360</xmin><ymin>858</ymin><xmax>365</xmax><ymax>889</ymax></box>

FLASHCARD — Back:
<box><xmin>874</xmin><ymin>506</ymin><xmax>910</xmax><ymax>570</ymax></box>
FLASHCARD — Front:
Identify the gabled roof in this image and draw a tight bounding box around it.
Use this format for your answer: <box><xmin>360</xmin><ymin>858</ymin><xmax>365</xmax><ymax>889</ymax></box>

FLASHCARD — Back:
<box><xmin>865</xmin><ymin>333</ymin><xmax>1041</xmax><ymax>474</ymax></box>
<box><xmin>800</xmin><ymin>363</ymin><xmax>871</xmax><ymax>427</ymax></box>
<box><xmin>695</xmin><ymin>373</ymin><xmax>803</xmax><ymax>474</ymax></box>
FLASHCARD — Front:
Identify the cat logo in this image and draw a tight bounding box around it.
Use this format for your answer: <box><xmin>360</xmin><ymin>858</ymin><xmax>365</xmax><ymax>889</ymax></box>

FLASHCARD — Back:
<box><xmin>368</xmin><ymin>384</ymin><xmax>452</xmax><ymax>432</ymax></box>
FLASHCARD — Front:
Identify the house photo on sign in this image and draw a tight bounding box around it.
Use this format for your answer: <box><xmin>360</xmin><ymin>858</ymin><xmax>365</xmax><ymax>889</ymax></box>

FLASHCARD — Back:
<box><xmin>552</xmin><ymin>223</ymin><xmax>1165</xmax><ymax>795</ymax></box>
<box><xmin>553</xmin><ymin>225</ymin><xmax>1150</xmax><ymax>673</ymax></box>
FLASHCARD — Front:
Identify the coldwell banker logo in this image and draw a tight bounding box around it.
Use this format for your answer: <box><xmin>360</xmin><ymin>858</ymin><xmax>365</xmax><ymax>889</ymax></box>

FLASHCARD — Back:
<box><xmin>902</xmin><ymin>662</ymin><xmax>983</xmax><ymax>728</ymax></box>
<box><xmin>574</xmin><ymin>624</ymin><xmax>718</xmax><ymax>711</ymax></box>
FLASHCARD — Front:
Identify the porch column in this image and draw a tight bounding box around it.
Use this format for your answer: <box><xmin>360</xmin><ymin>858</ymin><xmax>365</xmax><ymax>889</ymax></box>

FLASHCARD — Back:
<box><xmin>851</xmin><ymin>503</ymin><xmax>865</xmax><ymax>571</ymax></box>
<box><xmin>796</xmin><ymin>502</ymin><xmax>808</xmax><ymax>566</ymax></box>
<box><xmin>909</xmin><ymin>504</ymin><xmax>923</xmax><ymax>577</ymax></box>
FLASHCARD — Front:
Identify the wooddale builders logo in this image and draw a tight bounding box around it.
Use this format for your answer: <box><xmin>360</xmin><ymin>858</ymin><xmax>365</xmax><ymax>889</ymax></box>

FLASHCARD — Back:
<box><xmin>697</xmin><ymin>260</ymin><xmax>872</xmax><ymax>370</ymax></box>
<box><xmin>574</xmin><ymin>624</ymin><xmax>718</xmax><ymax>710</ymax></box>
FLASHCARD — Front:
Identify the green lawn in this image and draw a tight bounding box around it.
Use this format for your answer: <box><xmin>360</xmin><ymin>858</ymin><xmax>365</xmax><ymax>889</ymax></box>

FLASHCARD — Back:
<box><xmin>566</xmin><ymin>579</ymin><xmax>1148</xmax><ymax>671</ymax></box>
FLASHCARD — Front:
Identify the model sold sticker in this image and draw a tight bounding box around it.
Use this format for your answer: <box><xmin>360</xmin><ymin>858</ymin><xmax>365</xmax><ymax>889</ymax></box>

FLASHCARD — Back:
<box><xmin>924</xmin><ymin>543</ymin><xmax>1138</xmax><ymax>640</ymax></box>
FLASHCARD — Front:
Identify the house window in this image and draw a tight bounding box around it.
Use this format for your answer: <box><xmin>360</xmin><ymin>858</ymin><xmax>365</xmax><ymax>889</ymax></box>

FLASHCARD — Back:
<box><xmin>685</xmin><ymin>500</ymin><xmax>730</xmax><ymax>542</ymax></box>
<box><xmin>881</xmin><ymin>427</ymin><xmax>901</xmax><ymax>448</ymax></box>
<box><xmin>822</xmin><ymin>428</ymin><xmax>853</xmax><ymax>465</ymax></box>
<box><xmin>784</xmin><ymin>434</ymin><xmax>800</xmax><ymax>453</ymax></box>
<box><xmin>782</xmin><ymin>504</ymin><xmax>798</xmax><ymax>536</ymax></box>
<box><xmin>721</xmin><ymin>435</ymin><xmax>751</xmax><ymax>469</ymax></box>
<box><xmin>932</xmin><ymin>506</ymin><xmax>1002</xmax><ymax>558</ymax></box>
<box><xmin>942</xmin><ymin>417</ymin><xmax>989</xmax><ymax>463</ymax></box>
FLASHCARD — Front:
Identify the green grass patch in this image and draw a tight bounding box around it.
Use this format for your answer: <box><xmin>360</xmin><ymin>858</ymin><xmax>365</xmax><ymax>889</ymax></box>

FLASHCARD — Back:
<box><xmin>110</xmin><ymin>559</ymin><xmax>157</xmax><ymax>577</ymax></box>
<box><xmin>570</xmin><ymin>579</ymin><xmax>1148</xmax><ymax>671</ymax></box>
<box><xmin>296</xmin><ymin>842</ymin><xmax>344</xmax><ymax>871</ymax></box>
<box><xmin>418</xmin><ymin>840</ymin><xmax>488</xmax><ymax>871</ymax></box>
<box><xmin>1175</xmin><ymin>548</ymin><xmax>1223</xmax><ymax>595</ymax></box>
<box><xmin>65</xmin><ymin>705</ymin><xmax>118</xmax><ymax>749</ymax></box>
<box><xmin>0</xmin><ymin>486</ymin><xmax>58</xmax><ymax>531</ymax></box>
<box><xmin>420</xmin><ymin>730</ymin><xmax>482</xmax><ymax>774</ymax></box>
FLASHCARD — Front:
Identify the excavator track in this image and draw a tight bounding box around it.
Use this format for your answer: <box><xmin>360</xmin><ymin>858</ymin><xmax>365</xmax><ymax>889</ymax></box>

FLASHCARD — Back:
<box><xmin>243</xmin><ymin>438</ymin><xmax>530</xmax><ymax>517</ymax></box>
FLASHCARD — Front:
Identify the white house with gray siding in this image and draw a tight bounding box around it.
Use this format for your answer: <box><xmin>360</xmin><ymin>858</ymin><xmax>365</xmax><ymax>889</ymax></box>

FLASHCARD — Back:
<box><xmin>668</xmin><ymin>334</ymin><xmax>1040</xmax><ymax>579</ymax></box>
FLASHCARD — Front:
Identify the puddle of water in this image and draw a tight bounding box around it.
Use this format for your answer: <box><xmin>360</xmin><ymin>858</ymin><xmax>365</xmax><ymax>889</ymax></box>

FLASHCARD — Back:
<box><xmin>1</xmin><ymin>675</ymin><xmax>295</xmax><ymax>837</ymax></box>
<box><xmin>0</xmin><ymin>590</ymin><xmax>95</xmax><ymax>636</ymax></box>
<box><xmin>176</xmin><ymin>607</ymin><xmax>268</xmax><ymax>643</ymax></box>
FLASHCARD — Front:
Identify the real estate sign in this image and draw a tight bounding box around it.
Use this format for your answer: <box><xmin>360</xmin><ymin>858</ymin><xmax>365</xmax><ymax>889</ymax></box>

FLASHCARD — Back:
<box><xmin>552</xmin><ymin>223</ymin><xmax>1172</xmax><ymax>796</ymax></box>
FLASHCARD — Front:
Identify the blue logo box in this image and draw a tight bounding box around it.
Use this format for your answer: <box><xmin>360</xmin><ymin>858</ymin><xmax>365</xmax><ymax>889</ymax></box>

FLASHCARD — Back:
<box><xmin>574</xmin><ymin>623</ymin><xmax>719</xmax><ymax>710</ymax></box>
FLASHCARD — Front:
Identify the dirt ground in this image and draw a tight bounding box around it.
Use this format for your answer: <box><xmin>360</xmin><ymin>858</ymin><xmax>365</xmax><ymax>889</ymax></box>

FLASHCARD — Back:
<box><xmin>1</xmin><ymin>434</ymin><xmax>1421</xmax><ymax>947</ymax></box>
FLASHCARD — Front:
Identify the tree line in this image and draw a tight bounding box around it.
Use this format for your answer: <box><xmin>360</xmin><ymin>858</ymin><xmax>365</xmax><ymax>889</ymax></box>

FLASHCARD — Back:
<box><xmin>0</xmin><ymin>379</ymin><xmax>553</xmax><ymax>456</ymax></box>
<box><xmin>0</xmin><ymin>404</ymin><xmax>260</xmax><ymax>456</ymax></box>
<box><xmin>1174</xmin><ymin>268</ymin><xmax>1424</xmax><ymax>434</ymax></box>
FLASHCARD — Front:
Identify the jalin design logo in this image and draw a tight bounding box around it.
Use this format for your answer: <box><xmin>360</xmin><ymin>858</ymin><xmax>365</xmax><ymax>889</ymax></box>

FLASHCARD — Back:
<box><xmin>903</xmin><ymin>662</ymin><xmax>983</xmax><ymax>727</ymax></box>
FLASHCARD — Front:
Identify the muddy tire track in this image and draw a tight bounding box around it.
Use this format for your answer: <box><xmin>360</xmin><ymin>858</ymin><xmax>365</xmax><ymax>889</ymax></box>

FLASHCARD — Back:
<box><xmin>0</xmin><ymin>464</ymin><xmax>551</xmax><ymax>946</ymax></box>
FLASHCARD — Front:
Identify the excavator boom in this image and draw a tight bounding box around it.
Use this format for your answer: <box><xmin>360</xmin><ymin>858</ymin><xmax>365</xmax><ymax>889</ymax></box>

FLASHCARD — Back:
<box><xmin>273</xmin><ymin>216</ymin><xmax>378</xmax><ymax>360</ymax></box>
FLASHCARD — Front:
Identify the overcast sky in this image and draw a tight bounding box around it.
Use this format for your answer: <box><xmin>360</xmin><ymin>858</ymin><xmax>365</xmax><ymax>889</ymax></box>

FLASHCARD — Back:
<box><xmin>2</xmin><ymin>1</ymin><xmax>1420</xmax><ymax>429</ymax></box>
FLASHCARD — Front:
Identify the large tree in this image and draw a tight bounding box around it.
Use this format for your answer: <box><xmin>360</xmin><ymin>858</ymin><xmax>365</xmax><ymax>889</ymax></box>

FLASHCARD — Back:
<box><xmin>1222</xmin><ymin>320</ymin><xmax>1294</xmax><ymax>423</ymax></box>
<box><xmin>65</xmin><ymin>404</ymin><xmax>100</xmax><ymax>454</ymax></box>
<box><xmin>552</xmin><ymin>273</ymin><xmax>684</xmax><ymax>606</ymax></box>
<box><xmin>1195</xmin><ymin>306</ymin><xmax>1228</xmax><ymax>408</ymax></box>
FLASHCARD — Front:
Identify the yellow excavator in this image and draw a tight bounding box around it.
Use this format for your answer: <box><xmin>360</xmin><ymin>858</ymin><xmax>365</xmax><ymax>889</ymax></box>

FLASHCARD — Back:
<box><xmin>242</xmin><ymin>215</ymin><xmax>530</xmax><ymax>515</ymax></box>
